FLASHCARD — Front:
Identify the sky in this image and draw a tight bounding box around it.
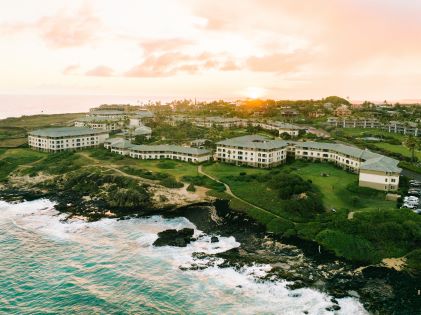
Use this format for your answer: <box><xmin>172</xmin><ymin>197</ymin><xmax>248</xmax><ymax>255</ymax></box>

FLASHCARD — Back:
<box><xmin>1</xmin><ymin>0</ymin><xmax>421</xmax><ymax>105</ymax></box>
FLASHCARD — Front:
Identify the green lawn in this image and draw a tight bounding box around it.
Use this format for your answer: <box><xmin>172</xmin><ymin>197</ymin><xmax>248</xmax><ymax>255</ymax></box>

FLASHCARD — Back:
<box><xmin>0</xmin><ymin>113</ymin><xmax>85</xmax><ymax>129</ymax></box>
<box><xmin>289</xmin><ymin>161</ymin><xmax>395</xmax><ymax>211</ymax></box>
<box><xmin>373</xmin><ymin>142</ymin><xmax>421</xmax><ymax>160</ymax></box>
<box><xmin>83</xmin><ymin>149</ymin><xmax>199</xmax><ymax>180</ymax></box>
<box><xmin>0</xmin><ymin>149</ymin><xmax>46</xmax><ymax>181</ymax></box>
<box><xmin>203</xmin><ymin>161</ymin><xmax>396</xmax><ymax>218</ymax></box>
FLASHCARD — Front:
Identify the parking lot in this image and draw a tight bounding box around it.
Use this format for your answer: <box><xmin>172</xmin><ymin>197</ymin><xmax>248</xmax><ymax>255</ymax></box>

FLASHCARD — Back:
<box><xmin>401</xmin><ymin>179</ymin><xmax>421</xmax><ymax>214</ymax></box>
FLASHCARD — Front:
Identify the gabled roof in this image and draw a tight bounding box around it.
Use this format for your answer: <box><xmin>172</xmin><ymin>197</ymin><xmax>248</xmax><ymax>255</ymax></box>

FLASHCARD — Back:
<box><xmin>360</xmin><ymin>156</ymin><xmax>402</xmax><ymax>173</ymax></box>
<box><xmin>217</xmin><ymin>135</ymin><xmax>288</xmax><ymax>150</ymax></box>
<box><xmin>29</xmin><ymin>127</ymin><xmax>108</xmax><ymax>137</ymax></box>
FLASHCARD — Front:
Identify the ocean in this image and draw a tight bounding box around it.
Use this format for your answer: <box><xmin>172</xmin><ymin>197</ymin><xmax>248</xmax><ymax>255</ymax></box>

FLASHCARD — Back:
<box><xmin>0</xmin><ymin>199</ymin><xmax>368</xmax><ymax>315</ymax></box>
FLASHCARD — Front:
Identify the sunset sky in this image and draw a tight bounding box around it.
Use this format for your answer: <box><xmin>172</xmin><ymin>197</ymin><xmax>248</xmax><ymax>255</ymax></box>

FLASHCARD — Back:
<box><xmin>1</xmin><ymin>0</ymin><xmax>421</xmax><ymax>103</ymax></box>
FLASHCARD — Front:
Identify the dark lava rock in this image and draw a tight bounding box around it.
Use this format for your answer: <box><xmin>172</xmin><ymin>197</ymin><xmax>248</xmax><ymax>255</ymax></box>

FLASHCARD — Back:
<box><xmin>325</xmin><ymin>305</ymin><xmax>341</xmax><ymax>311</ymax></box>
<box><xmin>153</xmin><ymin>228</ymin><xmax>194</xmax><ymax>247</ymax></box>
<box><xmin>210</xmin><ymin>236</ymin><xmax>219</xmax><ymax>243</ymax></box>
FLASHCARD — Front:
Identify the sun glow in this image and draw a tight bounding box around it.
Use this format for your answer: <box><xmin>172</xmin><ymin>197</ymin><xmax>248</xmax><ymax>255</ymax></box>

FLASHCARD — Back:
<box><xmin>245</xmin><ymin>87</ymin><xmax>265</xmax><ymax>99</ymax></box>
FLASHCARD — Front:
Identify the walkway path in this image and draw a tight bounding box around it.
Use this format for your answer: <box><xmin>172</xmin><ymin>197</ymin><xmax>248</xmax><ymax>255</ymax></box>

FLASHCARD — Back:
<box><xmin>198</xmin><ymin>165</ymin><xmax>294</xmax><ymax>223</ymax></box>
<box><xmin>77</xmin><ymin>152</ymin><xmax>157</xmax><ymax>184</ymax></box>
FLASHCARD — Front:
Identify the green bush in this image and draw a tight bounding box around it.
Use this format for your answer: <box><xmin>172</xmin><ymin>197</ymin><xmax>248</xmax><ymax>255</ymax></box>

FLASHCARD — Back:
<box><xmin>186</xmin><ymin>183</ymin><xmax>196</xmax><ymax>192</ymax></box>
<box><xmin>159</xmin><ymin>176</ymin><xmax>184</xmax><ymax>188</ymax></box>
<box><xmin>157</xmin><ymin>161</ymin><xmax>177</xmax><ymax>169</ymax></box>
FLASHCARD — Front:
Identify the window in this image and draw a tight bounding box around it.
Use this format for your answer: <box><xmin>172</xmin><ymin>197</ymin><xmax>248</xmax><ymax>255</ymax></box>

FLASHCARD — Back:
<box><xmin>391</xmin><ymin>178</ymin><xmax>396</xmax><ymax>183</ymax></box>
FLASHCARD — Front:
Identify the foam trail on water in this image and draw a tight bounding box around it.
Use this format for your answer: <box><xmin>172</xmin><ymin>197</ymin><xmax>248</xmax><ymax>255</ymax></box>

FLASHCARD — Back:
<box><xmin>0</xmin><ymin>199</ymin><xmax>368</xmax><ymax>314</ymax></box>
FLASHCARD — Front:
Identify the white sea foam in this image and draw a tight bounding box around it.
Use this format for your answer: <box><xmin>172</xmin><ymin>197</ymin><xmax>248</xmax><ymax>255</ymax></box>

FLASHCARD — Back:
<box><xmin>0</xmin><ymin>199</ymin><xmax>369</xmax><ymax>314</ymax></box>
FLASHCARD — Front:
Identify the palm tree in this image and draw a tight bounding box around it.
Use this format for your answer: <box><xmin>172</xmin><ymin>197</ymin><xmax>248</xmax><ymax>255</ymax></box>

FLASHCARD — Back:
<box><xmin>404</xmin><ymin>135</ymin><xmax>418</xmax><ymax>162</ymax></box>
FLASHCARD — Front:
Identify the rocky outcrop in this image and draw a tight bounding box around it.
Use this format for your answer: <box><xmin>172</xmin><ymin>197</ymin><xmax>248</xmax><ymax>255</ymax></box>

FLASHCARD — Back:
<box><xmin>153</xmin><ymin>228</ymin><xmax>195</xmax><ymax>247</ymax></box>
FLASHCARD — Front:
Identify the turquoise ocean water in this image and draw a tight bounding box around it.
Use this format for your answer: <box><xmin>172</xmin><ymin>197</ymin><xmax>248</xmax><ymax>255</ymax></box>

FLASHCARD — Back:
<box><xmin>0</xmin><ymin>199</ymin><xmax>368</xmax><ymax>315</ymax></box>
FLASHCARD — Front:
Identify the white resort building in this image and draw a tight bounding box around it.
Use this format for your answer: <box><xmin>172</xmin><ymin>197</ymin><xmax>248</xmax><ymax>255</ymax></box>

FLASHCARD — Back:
<box><xmin>108</xmin><ymin>142</ymin><xmax>212</xmax><ymax>163</ymax></box>
<box><xmin>216</xmin><ymin>135</ymin><xmax>401</xmax><ymax>191</ymax></box>
<box><xmin>74</xmin><ymin>116</ymin><xmax>124</xmax><ymax>131</ymax></box>
<box><xmin>252</xmin><ymin>121</ymin><xmax>306</xmax><ymax>137</ymax></box>
<box><xmin>28</xmin><ymin>127</ymin><xmax>109</xmax><ymax>152</ymax></box>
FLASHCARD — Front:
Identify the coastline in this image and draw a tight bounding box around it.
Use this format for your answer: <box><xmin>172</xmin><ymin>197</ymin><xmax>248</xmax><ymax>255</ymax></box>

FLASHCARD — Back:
<box><xmin>1</xmin><ymin>187</ymin><xmax>419</xmax><ymax>314</ymax></box>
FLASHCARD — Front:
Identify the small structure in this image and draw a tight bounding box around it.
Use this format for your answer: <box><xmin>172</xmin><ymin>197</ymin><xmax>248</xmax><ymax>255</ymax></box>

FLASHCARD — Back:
<box><xmin>28</xmin><ymin>127</ymin><xmax>109</xmax><ymax>152</ymax></box>
<box><xmin>191</xmin><ymin>139</ymin><xmax>209</xmax><ymax>147</ymax></box>
<box><xmin>334</xmin><ymin>105</ymin><xmax>352</xmax><ymax>117</ymax></box>
<box><xmin>74</xmin><ymin>116</ymin><xmax>123</xmax><ymax>131</ymax></box>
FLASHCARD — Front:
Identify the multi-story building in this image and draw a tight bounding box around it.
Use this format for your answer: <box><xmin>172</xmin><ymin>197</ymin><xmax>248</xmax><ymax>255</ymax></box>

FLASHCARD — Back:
<box><xmin>252</xmin><ymin>121</ymin><xmax>306</xmax><ymax>137</ymax></box>
<box><xmin>327</xmin><ymin>117</ymin><xmax>420</xmax><ymax>136</ymax></box>
<box><xmin>215</xmin><ymin>135</ymin><xmax>288</xmax><ymax>168</ymax></box>
<box><xmin>28</xmin><ymin>127</ymin><xmax>109</xmax><ymax>152</ymax></box>
<box><xmin>216</xmin><ymin>135</ymin><xmax>401</xmax><ymax>191</ymax></box>
<box><xmin>90</xmin><ymin>110</ymin><xmax>127</xmax><ymax>119</ymax></box>
<box><xmin>108</xmin><ymin>142</ymin><xmax>212</xmax><ymax>163</ymax></box>
<box><xmin>74</xmin><ymin>116</ymin><xmax>124</xmax><ymax>131</ymax></box>
<box><xmin>192</xmin><ymin>117</ymin><xmax>248</xmax><ymax>128</ymax></box>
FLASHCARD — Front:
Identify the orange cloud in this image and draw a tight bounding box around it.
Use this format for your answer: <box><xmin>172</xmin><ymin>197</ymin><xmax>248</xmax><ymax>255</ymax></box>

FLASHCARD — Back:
<box><xmin>246</xmin><ymin>52</ymin><xmax>310</xmax><ymax>73</ymax></box>
<box><xmin>85</xmin><ymin>66</ymin><xmax>115</xmax><ymax>77</ymax></box>
<box><xmin>140</xmin><ymin>38</ymin><xmax>194</xmax><ymax>54</ymax></box>
<box><xmin>62</xmin><ymin>64</ymin><xmax>80</xmax><ymax>75</ymax></box>
<box><xmin>0</xmin><ymin>5</ymin><xmax>101</xmax><ymax>48</ymax></box>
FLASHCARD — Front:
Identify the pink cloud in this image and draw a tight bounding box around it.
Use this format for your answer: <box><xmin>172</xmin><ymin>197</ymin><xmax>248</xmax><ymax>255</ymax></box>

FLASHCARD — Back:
<box><xmin>246</xmin><ymin>52</ymin><xmax>310</xmax><ymax>73</ymax></box>
<box><xmin>62</xmin><ymin>64</ymin><xmax>79</xmax><ymax>75</ymax></box>
<box><xmin>0</xmin><ymin>5</ymin><xmax>101</xmax><ymax>48</ymax></box>
<box><xmin>85</xmin><ymin>65</ymin><xmax>115</xmax><ymax>77</ymax></box>
<box><xmin>140</xmin><ymin>38</ymin><xmax>193</xmax><ymax>54</ymax></box>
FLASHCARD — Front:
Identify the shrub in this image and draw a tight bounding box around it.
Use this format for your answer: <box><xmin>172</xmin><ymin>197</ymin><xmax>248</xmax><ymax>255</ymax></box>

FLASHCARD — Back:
<box><xmin>186</xmin><ymin>183</ymin><xmax>196</xmax><ymax>192</ymax></box>
<box><xmin>159</xmin><ymin>176</ymin><xmax>184</xmax><ymax>188</ymax></box>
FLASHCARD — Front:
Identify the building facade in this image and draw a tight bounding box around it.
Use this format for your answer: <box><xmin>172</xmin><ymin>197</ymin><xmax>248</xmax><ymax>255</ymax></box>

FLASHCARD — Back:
<box><xmin>216</xmin><ymin>135</ymin><xmax>401</xmax><ymax>191</ymax></box>
<box><xmin>109</xmin><ymin>142</ymin><xmax>212</xmax><ymax>163</ymax></box>
<box><xmin>327</xmin><ymin>117</ymin><xmax>420</xmax><ymax>136</ymax></box>
<box><xmin>74</xmin><ymin>116</ymin><xmax>124</xmax><ymax>131</ymax></box>
<box><xmin>28</xmin><ymin>127</ymin><xmax>109</xmax><ymax>152</ymax></box>
<box><xmin>215</xmin><ymin>135</ymin><xmax>288</xmax><ymax>168</ymax></box>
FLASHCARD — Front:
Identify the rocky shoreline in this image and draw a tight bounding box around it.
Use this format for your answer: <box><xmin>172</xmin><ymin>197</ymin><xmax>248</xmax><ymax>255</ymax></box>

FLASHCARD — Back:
<box><xmin>159</xmin><ymin>201</ymin><xmax>420</xmax><ymax>315</ymax></box>
<box><xmin>0</xmin><ymin>187</ymin><xmax>419</xmax><ymax>314</ymax></box>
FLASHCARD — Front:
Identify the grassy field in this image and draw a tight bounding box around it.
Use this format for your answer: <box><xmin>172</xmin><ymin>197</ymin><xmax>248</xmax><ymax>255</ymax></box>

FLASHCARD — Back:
<box><xmin>0</xmin><ymin>113</ymin><xmax>86</xmax><ymax>148</ymax></box>
<box><xmin>0</xmin><ymin>113</ymin><xmax>85</xmax><ymax>129</ymax></box>
<box><xmin>84</xmin><ymin>149</ymin><xmax>199</xmax><ymax>179</ymax></box>
<box><xmin>203</xmin><ymin>161</ymin><xmax>395</xmax><ymax>215</ymax></box>
<box><xmin>0</xmin><ymin>149</ymin><xmax>46</xmax><ymax>181</ymax></box>
<box><xmin>289</xmin><ymin>161</ymin><xmax>395</xmax><ymax>211</ymax></box>
<box><xmin>373</xmin><ymin>142</ymin><xmax>421</xmax><ymax>160</ymax></box>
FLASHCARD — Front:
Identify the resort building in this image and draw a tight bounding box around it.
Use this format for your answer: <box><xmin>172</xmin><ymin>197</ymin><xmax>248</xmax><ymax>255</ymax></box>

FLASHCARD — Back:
<box><xmin>327</xmin><ymin>118</ymin><xmax>420</xmax><ymax>136</ymax></box>
<box><xmin>74</xmin><ymin>116</ymin><xmax>124</xmax><ymax>131</ymax></box>
<box><xmin>90</xmin><ymin>110</ymin><xmax>127</xmax><ymax>119</ymax></box>
<box><xmin>216</xmin><ymin>135</ymin><xmax>289</xmax><ymax>168</ymax></box>
<box><xmin>253</xmin><ymin>121</ymin><xmax>306</xmax><ymax>137</ymax></box>
<box><xmin>132</xmin><ymin>124</ymin><xmax>152</xmax><ymax>139</ymax></box>
<box><xmin>216</xmin><ymin>135</ymin><xmax>401</xmax><ymax>191</ymax></box>
<box><xmin>28</xmin><ymin>127</ymin><xmax>109</xmax><ymax>152</ymax></box>
<box><xmin>334</xmin><ymin>105</ymin><xmax>352</xmax><ymax>117</ymax></box>
<box><xmin>192</xmin><ymin>117</ymin><xmax>248</xmax><ymax>128</ymax></box>
<box><xmin>108</xmin><ymin>142</ymin><xmax>212</xmax><ymax>163</ymax></box>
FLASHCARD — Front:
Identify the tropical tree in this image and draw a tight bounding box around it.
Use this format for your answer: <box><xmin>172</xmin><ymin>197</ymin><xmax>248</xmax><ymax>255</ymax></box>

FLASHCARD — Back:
<box><xmin>404</xmin><ymin>135</ymin><xmax>419</xmax><ymax>162</ymax></box>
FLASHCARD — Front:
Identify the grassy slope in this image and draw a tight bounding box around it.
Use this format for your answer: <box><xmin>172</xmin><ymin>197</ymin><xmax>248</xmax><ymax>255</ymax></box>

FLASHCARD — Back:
<box><xmin>0</xmin><ymin>113</ymin><xmax>86</xmax><ymax>148</ymax></box>
<box><xmin>0</xmin><ymin>149</ymin><xmax>46</xmax><ymax>181</ymax></box>
<box><xmin>203</xmin><ymin>161</ymin><xmax>395</xmax><ymax>214</ymax></box>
